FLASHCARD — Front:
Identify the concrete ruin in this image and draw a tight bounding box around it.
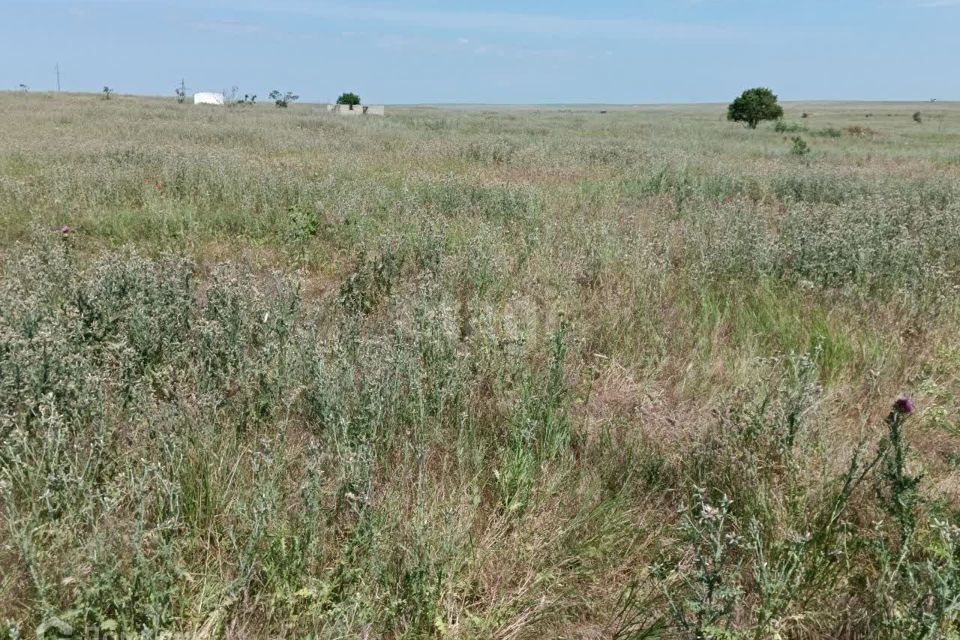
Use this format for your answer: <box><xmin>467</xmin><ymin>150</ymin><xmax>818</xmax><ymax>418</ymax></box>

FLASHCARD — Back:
<box><xmin>326</xmin><ymin>104</ymin><xmax>385</xmax><ymax>116</ymax></box>
<box><xmin>193</xmin><ymin>92</ymin><xmax>225</xmax><ymax>106</ymax></box>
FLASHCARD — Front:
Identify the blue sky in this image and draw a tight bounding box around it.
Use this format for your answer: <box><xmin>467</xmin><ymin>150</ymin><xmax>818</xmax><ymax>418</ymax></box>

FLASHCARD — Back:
<box><xmin>1</xmin><ymin>0</ymin><xmax>957</xmax><ymax>103</ymax></box>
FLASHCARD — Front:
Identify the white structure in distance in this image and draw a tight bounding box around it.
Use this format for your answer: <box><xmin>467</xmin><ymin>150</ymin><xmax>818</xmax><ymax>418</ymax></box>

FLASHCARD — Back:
<box><xmin>326</xmin><ymin>104</ymin><xmax>385</xmax><ymax>116</ymax></box>
<box><xmin>193</xmin><ymin>92</ymin><xmax>225</xmax><ymax>106</ymax></box>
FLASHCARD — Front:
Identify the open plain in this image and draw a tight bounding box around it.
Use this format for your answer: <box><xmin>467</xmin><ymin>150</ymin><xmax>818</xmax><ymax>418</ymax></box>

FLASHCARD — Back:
<box><xmin>2</xmin><ymin>93</ymin><xmax>960</xmax><ymax>638</ymax></box>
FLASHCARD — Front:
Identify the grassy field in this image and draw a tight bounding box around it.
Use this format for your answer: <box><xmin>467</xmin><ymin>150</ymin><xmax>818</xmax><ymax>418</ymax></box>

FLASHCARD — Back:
<box><xmin>2</xmin><ymin>92</ymin><xmax>960</xmax><ymax>639</ymax></box>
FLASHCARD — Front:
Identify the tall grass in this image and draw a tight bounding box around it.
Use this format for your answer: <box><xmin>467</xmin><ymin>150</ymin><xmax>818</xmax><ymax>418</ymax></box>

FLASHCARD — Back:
<box><xmin>1</xmin><ymin>94</ymin><xmax>960</xmax><ymax>638</ymax></box>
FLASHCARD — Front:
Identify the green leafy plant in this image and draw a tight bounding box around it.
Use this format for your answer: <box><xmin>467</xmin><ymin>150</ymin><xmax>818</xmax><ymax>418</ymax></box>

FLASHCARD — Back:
<box><xmin>790</xmin><ymin>136</ymin><xmax>811</xmax><ymax>156</ymax></box>
<box><xmin>649</xmin><ymin>489</ymin><xmax>744</xmax><ymax>639</ymax></box>
<box><xmin>336</xmin><ymin>92</ymin><xmax>361</xmax><ymax>107</ymax></box>
<box><xmin>774</xmin><ymin>119</ymin><xmax>806</xmax><ymax>133</ymax></box>
<box><xmin>814</xmin><ymin>127</ymin><xmax>842</xmax><ymax>138</ymax></box>
<box><xmin>285</xmin><ymin>206</ymin><xmax>321</xmax><ymax>244</ymax></box>
<box><xmin>727</xmin><ymin>87</ymin><xmax>784</xmax><ymax>129</ymax></box>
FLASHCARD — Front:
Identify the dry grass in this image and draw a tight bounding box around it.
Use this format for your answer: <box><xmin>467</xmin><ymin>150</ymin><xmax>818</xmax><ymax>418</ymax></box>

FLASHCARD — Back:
<box><xmin>1</xmin><ymin>93</ymin><xmax>960</xmax><ymax>638</ymax></box>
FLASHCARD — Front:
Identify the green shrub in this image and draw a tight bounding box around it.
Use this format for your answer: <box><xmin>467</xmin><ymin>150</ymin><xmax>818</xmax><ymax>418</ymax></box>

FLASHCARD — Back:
<box><xmin>727</xmin><ymin>87</ymin><xmax>784</xmax><ymax>129</ymax></box>
<box><xmin>790</xmin><ymin>136</ymin><xmax>811</xmax><ymax>156</ymax></box>
<box><xmin>814</xmin><ymin>127</ymin><xmax>843</xmax><ymax>138</ymax></box>
<box><xmin>774</xmin><ymin>119</ymin><xmax>806</xmax><ymax>133</ymax></box>
<box><xmin>336</xmin><ymin>92</ymin><xmax>361</xmax><ymax>107</ymax></box>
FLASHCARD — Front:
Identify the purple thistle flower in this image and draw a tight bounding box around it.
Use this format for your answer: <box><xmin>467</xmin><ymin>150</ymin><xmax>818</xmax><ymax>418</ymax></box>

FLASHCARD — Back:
<box><xmin>893</xmin><ymin>395</ymin><xmax>914</xmax><ymax>415</ymax></box>
<box><xmin>61</xmin><ymin>225</ymin><xmax>72</xmax><ymax>237</ymax></box>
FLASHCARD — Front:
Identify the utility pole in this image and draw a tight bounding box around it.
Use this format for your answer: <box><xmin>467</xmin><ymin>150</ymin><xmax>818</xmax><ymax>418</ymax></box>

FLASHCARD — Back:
<box><xmin>56</xmin><ymin>63</ymin><xmax>61</xmax><ymax>92</ymax></box>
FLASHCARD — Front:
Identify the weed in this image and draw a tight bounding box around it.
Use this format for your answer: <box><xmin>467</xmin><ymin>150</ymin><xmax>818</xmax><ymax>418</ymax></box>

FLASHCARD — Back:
<box><xmin>775</xmin><ymin>119</ymin><xmax>807</xmax><ymax>133</ymax></box>
<box><xmin>790</xmin><ymin>136</ymin><xmax>811</xmax><ymax>156</ymax></box>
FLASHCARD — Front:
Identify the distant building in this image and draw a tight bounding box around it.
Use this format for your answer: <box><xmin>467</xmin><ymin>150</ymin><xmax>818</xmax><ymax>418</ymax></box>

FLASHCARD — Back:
<box><xmin>326</xmin><ymin>104</ymin><xmax>385</xmax><ymax>116</ymax></box>
<box><xmin>194</xmin><ymin>92</ymin><xmax>225</xmax><ymax>106</ymax></box>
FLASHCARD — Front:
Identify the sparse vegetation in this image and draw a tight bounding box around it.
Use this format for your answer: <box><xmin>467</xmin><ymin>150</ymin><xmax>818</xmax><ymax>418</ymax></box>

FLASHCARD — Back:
<box><xmin>1</xmin><ymin>94</ymin><xmax>960</xmax><ymax>638</ymax></box>
<box><xmin>101</xmin><ymin>85</ymin><xmax>113</xmax><ymax>100</ymax></box>
<box><xmin>914</xmin><ymin>110</ymin><xmax>924</xmax><ymax>124</ymax></box>
<box><xmin>269</xmin><ymin>90</ymin><xmax>298</xmax><ymax>108</ymax></box>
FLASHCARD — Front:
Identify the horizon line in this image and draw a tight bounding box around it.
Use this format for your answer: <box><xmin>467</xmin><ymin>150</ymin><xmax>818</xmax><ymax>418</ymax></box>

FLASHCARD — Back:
<box><xmin>1</xmin><ymin>90</ymin><xmax>954</xmax><ymax>107</ymax></box>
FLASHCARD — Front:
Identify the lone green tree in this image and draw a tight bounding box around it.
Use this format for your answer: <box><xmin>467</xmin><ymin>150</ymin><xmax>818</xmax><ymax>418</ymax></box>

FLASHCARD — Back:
<box><xmin>336</xmin><ymin>92</ymin><xmax>361</xmax><ymax>108</ymax></box>
<box><xmin>727</xmin><ymin>87</ymin><xmax>783</xmax><ymax>129</ymax></box>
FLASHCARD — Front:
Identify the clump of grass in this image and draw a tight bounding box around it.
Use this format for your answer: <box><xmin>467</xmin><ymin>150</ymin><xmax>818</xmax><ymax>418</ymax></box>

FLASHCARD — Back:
<box><xmin>846</xmin><ymin>125</ymin><xmax>878</xmax><ymax>137</ymax></box>
<box><xmin>790</xmin><ymin>136</ymin><xmax>811</xmax><ymax>156</ymax></box>
<box><xmin>774</xmin><ymin>119</ymin><xmax>807</xmax><ymax>134</ymax></box>
<box><xmin>813</xmin><ymin>126</ymin><xmax>843</xmax><ymax>138</ymax></box>
<box><xmin>461</xmin><ymin>138</ymin><xmax>519</xmax><ymax>164</ymax></box>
